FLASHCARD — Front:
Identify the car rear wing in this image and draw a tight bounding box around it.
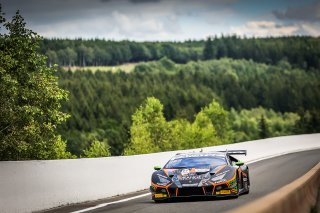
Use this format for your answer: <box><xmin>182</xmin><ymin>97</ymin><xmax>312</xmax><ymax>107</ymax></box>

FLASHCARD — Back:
<box><xmin>218</xmin><ymin>150</ymin><xmax>247</xmax><ymax>156</ymax></box>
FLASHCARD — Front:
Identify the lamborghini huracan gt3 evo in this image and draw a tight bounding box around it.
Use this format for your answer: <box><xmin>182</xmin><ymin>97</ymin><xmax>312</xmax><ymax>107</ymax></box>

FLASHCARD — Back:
<box><xmin>150</xmin><ymin>150</ymin><xmax>250</xmax><ymax>201</ymax></box>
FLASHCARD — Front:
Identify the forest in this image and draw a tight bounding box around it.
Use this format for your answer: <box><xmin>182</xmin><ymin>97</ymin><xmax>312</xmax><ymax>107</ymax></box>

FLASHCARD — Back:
<box><xmin>56</xmin><ymin>57</ymin><xmax>320</xmax><ymax>156</ymax></box>
<box><xmin>41</xmin><ymin>36</ymin><xmax>320</xmax><ymax>71</ymax></box>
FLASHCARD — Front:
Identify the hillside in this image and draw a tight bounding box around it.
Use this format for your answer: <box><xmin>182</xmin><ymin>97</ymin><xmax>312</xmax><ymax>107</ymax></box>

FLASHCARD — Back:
<box><xmin>57</xmin><ymin>58</ymin><xmax>320</xmax><ymax>156</ymax></box>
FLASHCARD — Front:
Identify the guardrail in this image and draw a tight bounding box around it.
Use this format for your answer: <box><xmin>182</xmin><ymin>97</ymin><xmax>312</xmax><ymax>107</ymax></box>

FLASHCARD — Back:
<box><xmin>0</xmin><ymin>134</ymin><xmax>320</xmax><ymax>213</ymax></box>
<box><xmin>228</xmin><ymin>162</ymin><xmax>320</xmax><ymax>213</ymax></box>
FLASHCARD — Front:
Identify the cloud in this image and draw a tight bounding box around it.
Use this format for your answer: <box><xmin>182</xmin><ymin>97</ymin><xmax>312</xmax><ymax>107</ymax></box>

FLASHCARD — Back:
<box><xmin>231</xmin><ymin>21</ymin><xmax>299</xmax><ymax>37</ymax></box>
<box><xmin>112</xmin><ymin>11</ymin><xmax>162</xmax><ymax>34</ymax></box>
<box><xmin>28</xmin><ymin>7</ymin><xmax>182</xmax><ymax>41</ymax></box>
<box><xmin>299</xmin><ymin>23</ymin><xmax>320</xmax><ymax>36</ymax></box>
<box><xmin>202</xmin><ymin>8</ymin><xmax>236</xmax><ymax>25</ymax></box>
<box><xmin>111</xmin><ymin>10</ymin><xmax>181</xmax><ymax>38</ymax></box>
<box><xmin>273</xmin><ymin>1</ymin><xmax>320</xmax><ymax>22</ymax></box>
<box><xmin>231</xmin><ymin>20</ymin><xmax>320</xmax><ymax>37</ymax></box>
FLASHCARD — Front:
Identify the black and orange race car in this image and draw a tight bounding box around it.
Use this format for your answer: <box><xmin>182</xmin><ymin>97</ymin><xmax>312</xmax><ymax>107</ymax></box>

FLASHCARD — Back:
<box><xmin>150</xmin><ymin>150</ymin><xmax>250</xmax><ymax>201</ymax></box>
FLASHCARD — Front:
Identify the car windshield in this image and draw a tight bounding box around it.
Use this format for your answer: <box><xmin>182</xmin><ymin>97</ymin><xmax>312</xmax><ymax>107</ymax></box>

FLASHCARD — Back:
<box><xmin>164</xmin><ymin>156</ymin><xmax>227</xmax><ymax>169</ymax></box>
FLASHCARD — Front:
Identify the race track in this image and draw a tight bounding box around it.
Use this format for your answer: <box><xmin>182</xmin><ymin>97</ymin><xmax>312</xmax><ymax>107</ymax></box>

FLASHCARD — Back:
<box><xmin>46</xmin><ymin>149</ymin><xmax>320</xmax><ymax>213</ymax></box>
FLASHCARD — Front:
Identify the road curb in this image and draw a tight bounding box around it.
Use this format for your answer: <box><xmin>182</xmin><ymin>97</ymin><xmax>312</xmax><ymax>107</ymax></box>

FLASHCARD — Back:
<box><xmin>227</xmin><ymin>162</ymin><xmax>320</xmax><ymax>213</ymax></box>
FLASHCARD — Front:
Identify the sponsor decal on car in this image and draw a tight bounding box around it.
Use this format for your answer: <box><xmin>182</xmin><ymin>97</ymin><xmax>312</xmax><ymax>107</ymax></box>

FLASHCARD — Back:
<box><xmin>231</xmin><ymin>188</ymin><xmax>237</xmax><ymax>193</ymax></box>
<box><xmin>181</xmin><ymin>169</ymin><xmax>190</xmax><ymax>176</ymax></box>
<box><xmin>154</xmin><ymin>193</ymin><xmax>167</xmax><ymax>198</ymax></box>
<box><xmin>216</xmin><ymin>190</ymin><xmax>231</xmax><ymax>195</ymax></box>
<box><xmin>180</xmin><ymin>175</ymin><xmax>203</xmax><ymax>181</ymax></box>
<box><xmin>228</xmin><ymin>177</ymin><xmax>237</xmax><ymax>188</ymax></box>
<box><xmin>182</xmin><ymin>183</ymin><xmax>199</xmax><ymax>187</ymax></box>
<box><xmin>173</xmin><ymin>153</ymin><xmax>225</xmax><ymax>159</ymax></box>
<box><xmin>195</xmin><ymin>168</ymin><xmax>210</xmax><ymax>173</ymax></box>
<box><xmin>219</xmin><ymin>169</ymin><xmax>230</xmax><ymax>174</ymax></box>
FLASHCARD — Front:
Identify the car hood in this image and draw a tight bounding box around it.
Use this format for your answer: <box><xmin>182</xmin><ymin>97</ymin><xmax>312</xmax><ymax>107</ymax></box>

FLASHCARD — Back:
<box><xmin>162</xmin><ymin>165</ymin><xmax>229</xmax><ymax>187</ymax></box>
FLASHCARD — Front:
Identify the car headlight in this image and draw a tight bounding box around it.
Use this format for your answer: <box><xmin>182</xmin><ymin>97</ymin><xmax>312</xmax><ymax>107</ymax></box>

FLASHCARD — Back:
<box><xmin>211</xmin><ymin>173</ymin><xmax>226</xmax><ymax>183</ymax></box>
<box><xmin>203</xmin><ymin>172</ymin><xmax>211</xmax><ymax>180</ymax></box>
<box><xmin>156</xmin><ymin>174</ymin><xmax>171</xmax><ymax>186</ymax></box>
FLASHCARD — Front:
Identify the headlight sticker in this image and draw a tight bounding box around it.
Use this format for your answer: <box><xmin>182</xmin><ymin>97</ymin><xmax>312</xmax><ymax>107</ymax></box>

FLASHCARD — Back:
<box><xmin>157</xmin><ymin>174</ymin><xmax>168</xmax><ymax>179</ymax></box>
<box><xmin>216</xmin><ymin>169</ymin><xmax>230</xmax><ymax>175</ymax></box>
<box><xmin>195</xmin><ymin>168</ymin><xmax>210</xmax><ymax>173</ymax></box>
<box><xmin>203</xmin><ymin>172</ymin><xmax>211</xmax><ymax>180</ymax></box>
<box><xmin>211</xmin><ymin>173</ymin><xmax>226</xmax><ymax>182</ymax></box>
<box><xmin>157</xmin><ymin>174</ymin><xmax>171</xmax><ymax>186</ymax></box>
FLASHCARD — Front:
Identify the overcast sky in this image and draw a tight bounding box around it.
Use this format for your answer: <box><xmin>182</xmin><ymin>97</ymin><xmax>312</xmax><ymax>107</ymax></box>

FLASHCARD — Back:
<box><xmin>1</xmin><ymin>0</ymin><xmax>320</xmax><ymax>41</ymax></box>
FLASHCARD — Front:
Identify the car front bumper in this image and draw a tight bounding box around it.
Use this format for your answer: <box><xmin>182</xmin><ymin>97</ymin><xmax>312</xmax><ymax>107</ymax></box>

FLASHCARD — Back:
<box><xmin>150</xmin><ymin>183</ymin><xmax>238</xmax><ymax>200</ymax></box>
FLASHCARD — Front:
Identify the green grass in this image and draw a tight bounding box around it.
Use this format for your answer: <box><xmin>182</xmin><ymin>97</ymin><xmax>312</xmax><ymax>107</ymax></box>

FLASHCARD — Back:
<box><xmin>62</xmin><ymin>63</ymin><xmax>138</xmax><ymax>73</ymax></box>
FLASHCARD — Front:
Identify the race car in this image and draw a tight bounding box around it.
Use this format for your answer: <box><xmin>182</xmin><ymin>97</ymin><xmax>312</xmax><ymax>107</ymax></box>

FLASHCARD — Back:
<box><xmin>150</xmin><ymin>150</ymin><xmax>250</xmax><ymax>201</ymax></box>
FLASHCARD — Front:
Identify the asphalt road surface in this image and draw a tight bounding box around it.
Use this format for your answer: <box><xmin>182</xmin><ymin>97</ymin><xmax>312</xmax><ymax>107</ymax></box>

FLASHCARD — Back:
<box><xmin>46</xmin><ymin>149</ymin><xmax>320</xmax><ymax>213</ymax></box>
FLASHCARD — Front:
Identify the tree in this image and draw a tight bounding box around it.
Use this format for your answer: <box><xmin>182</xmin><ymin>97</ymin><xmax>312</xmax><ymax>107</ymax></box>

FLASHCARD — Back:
<box><xmin>85</xmin><ymin>46</ymin><xmax>94</xmax><ymax>65</ymax></box>
<box><xmin>94</xmin><ymin>46</ymin><xmax>110</xmax><ymax>66</ymax></box>
<box><xmin>259</xmin><ymin>115</ymin><xmax>269</xmax><ymax>139</ymax></box>
<box><xmin>295</xmin><ymin>109</ymin><xmax>320</xmax><ymax>134</ymax></box>
<box><xmin>45</xmin><ymin>50</ymin><xmax>58</xmax><ymax>67</ymax></box>
<box><xmin>184</xmin><ymin>111</ymin><xmax>218</xmax><ymax>148</ymax></box>
<box><xmin>57</xmin><ymin>49</ymin><xmax>67</xmax><ymax>66</ymax></box>
<box><xmin>78</xmin><ymin>44</ymin><xmax>93</xmax><ymax>66</ymax></box>
<box><xmin>65</xmin><ymin>47</ymin><xmax>77</xmax><ymax>67</ymax></box>
<box><xmin>201</xmin><ymin>100</ymin><xmax>231</xmax><ymax>142</ymax></box>
<box><xmin>159</xmin><ymin>57</ymin><xmax>175</xmax><ymax>71</ymax></box>
<box><xmin>49</xmin><ymin>136</ymin><xmax>76</xmax><ymax>159</ymax></box>
<box><xmin>0</xmin><ymin>8</ymin><xmax>71</xmax><ymax>160</ymax></box>
<box><xmin>166</xmin><ymin>119</ymin><xmax>187</xmax><ymax>150</ymax></box>
<box><xmin>82</xmin><ymin>140</ymin><xmax>111</xmax><ymax>158</ymax></box>
<box><xmin>203</xmin><ymin>36</ymin><xmax>215</xmax><ymax>60</ymax></box>
<box><xmin>124</xmin><ymin>97</ymin><xmax>169</xmax><ymax>155</ymax></box>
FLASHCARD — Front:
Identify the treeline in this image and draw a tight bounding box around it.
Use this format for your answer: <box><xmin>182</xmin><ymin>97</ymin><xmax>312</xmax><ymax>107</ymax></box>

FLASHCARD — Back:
<box><xmin>41</xmin><ymin>39</ymin><xmax>201</xmax><ymax>66</ymax></box>
<box><xmin>41</xmin><ymin>36</ymin><xmax>320</xmax><ymax>70</ymax></box>
<box><xmin>57</xmin><ymin>58</ymin><xmax>320</xmax><ymax>156</ymax></box>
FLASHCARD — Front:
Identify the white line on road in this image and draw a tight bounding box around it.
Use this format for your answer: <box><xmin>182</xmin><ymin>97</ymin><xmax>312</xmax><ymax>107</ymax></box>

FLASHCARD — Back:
<box><xmin>70</xmin><ymin>193</ymin><xmax>150</xmax><ymax>213</ymax></box>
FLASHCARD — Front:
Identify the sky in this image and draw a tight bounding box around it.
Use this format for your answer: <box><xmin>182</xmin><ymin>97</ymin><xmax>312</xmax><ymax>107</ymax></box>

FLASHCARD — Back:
<box><xmin>1</xmin><ymin>0</ymin><xmax>320</xmax><ymax>41</ymax></box>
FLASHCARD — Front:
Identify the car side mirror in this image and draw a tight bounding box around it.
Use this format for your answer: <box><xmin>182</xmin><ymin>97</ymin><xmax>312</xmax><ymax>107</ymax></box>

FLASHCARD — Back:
<box><xmin>154</xmin><ymin>166</ymin><xmax>161</xmax><ymax>170</ymax></box>
<box><xmin>235</xmin><ymin>161</ymin><xmax>244</xmax><ymax>166</ymax></box>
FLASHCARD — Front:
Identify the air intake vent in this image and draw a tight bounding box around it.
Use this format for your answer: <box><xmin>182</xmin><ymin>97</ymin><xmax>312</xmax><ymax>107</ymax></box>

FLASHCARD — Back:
<box><xmin>178</xmin><ymin>187</ymin><xmax>204</xmax><ymax>196</ymax></box>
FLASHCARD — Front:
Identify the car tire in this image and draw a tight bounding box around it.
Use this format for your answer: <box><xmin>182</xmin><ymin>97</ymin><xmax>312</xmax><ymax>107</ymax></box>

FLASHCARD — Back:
<box><xmin>243</xmin><ymin>173</ymin><xmax>250</xmax><ymax>194</ymax></box>
<box><xmin>235</xmin><ymin>173</ymin><xmax>240</xmax><ymax>197</ymax></box>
